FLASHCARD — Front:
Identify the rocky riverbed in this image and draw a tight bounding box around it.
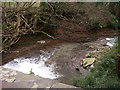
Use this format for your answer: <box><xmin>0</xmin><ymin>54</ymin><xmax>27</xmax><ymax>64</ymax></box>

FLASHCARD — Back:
<box><xmin>1</xmin><ymin>36</ymin><xmax>117</xmax><ymax>85</ymax></box>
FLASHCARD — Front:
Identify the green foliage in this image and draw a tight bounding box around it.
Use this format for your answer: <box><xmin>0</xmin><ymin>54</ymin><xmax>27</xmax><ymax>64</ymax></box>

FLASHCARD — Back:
<box><xmin>93</xmin><ymin>22</ymin><xmax>104</xmax><ymax>29</ymax></box>
<box><xmin>91</xmin><ymin>17</ymin><xmax>107</xmax><ymax>29</ymax></box>
<box><xmin>92</xmin><ymin>15</ymin><xmax>120</xmax><ymax>29</ymax></box>
<box><xmin>108</xmin><ymin>15</ymin><xmax>120</xmax><ymax>29</ymax></box>
<box><xmin>94</xmin><ymin>2</ymin><xmax>120</xmax><ymax>29</ymax></box>
<box><xmin>40</xmin><ymin>2</ymin><xmax>49</xmax><ymax>10</ymax></box>
<box><xmin>95</xmin><ymin>2</ymin><xmax>108</xmax><ymax>7</ymax></box>
<box><xmin>29</xmin><ymin>69</ymin><xmax>34</xmax><ymax>75</ymax></box>
<box><xmin>72</xmin><ymin>46</ymin><xmax>120</xmax><ymax>88</ymax></box>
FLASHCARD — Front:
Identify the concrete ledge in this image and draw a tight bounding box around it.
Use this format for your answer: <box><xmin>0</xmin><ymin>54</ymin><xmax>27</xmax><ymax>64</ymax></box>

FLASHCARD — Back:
<box><xmin>1</xmin><ymin>67</ymin><xmax>80</xmax><ymax>89</ymax></box>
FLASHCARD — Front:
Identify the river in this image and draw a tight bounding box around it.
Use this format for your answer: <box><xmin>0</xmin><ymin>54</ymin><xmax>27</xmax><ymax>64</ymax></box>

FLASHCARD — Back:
<box><xmin>1</xmin><ymin>34</ymin><xmax>117</xmax><ymax>85</ymax></box>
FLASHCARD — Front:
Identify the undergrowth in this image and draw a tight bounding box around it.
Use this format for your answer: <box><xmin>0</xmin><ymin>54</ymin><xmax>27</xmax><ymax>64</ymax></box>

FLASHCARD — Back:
<box><xmin>72</xmin><ymin>46</ymin><xmax>120</xmax><ymax>88</ymax></box>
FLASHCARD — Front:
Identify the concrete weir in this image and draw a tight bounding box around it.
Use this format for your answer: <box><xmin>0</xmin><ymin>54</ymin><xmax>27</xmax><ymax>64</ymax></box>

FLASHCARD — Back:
<box><xmin>1</xmin><ymin>67</ymin><xmax>78</xmax><ymax>89</ymax></box>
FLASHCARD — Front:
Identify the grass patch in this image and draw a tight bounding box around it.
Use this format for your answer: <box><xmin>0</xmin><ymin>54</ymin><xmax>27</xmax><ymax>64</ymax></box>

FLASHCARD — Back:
<box><xmin>72</xmin><ymin>46</ymin><xmax>120</xmax><ymax>88</ymax></box>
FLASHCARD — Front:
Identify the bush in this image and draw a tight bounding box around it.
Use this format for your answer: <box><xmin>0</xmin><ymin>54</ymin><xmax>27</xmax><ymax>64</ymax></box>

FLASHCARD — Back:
<box><xmin>107</xmin><ymin>15</ymin><xmax>120</xmax><ymax>29</ymax></box>
<box><xmin>72</xmin><ymin>46</ymin><xmax>120</xmax><ymax>88</ymax></box>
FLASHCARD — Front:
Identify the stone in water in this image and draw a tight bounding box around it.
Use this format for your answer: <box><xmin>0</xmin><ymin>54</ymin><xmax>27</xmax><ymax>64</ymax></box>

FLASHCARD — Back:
<box><xmin>37</xmin><ymin>40</ymin><xmax>46</xmax><ymax>44</ymax></box>
<box><xmin>82</xmin><ymin>58</ymin><xmax>95</xmax><ymax>67</ymax></box>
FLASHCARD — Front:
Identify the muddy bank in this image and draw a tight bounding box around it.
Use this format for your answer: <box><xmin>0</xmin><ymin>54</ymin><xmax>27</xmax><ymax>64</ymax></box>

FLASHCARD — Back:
<box><xmin>2</xmin><ymin>28</ymin><xmax>118</xmax><ymax>65</ymax></box>
<box><xmin>2</xmin><ymin>34</ymin><xmax>65</xmax><ymax>65</ymax></box>
<box><xmin>57</xmin><ymin>28</ymin><xmax>118</xmax><ymax>42</ymax></box>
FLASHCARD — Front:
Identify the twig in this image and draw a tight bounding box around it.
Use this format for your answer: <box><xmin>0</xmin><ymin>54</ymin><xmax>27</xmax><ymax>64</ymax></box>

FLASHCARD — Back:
<box><xmin>40</xmin><ymin>31</ymin><xmax>56</xmax><ymax>39</ymax></box>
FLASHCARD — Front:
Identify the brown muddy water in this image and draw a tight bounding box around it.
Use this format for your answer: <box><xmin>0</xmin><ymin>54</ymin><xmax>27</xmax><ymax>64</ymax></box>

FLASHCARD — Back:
<box><xmin>1</xmin><ymin>31</ymin><xmax>118</xmax><ymax>85</ymax></box>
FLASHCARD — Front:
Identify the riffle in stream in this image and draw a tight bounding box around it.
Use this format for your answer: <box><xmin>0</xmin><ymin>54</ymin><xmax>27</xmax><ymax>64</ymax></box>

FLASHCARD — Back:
<box><xmin>3</xmin><ymin>49</ymin><xmax>63</xmax><ymax>79</ymax></box>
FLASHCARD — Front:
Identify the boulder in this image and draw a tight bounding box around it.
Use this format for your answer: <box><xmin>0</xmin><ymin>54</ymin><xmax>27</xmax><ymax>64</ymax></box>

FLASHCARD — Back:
<box><xmin>81</xmin><ymin>58</ymin><xmax>95</xmax><ymax>67</ymax></box>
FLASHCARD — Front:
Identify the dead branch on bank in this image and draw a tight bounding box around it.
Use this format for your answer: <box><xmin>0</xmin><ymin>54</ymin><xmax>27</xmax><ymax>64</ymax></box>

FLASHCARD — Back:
<box><xmin>2</xmin><ymin>2</ymin><xmax>56</xmax><ymax>52</ymax></box>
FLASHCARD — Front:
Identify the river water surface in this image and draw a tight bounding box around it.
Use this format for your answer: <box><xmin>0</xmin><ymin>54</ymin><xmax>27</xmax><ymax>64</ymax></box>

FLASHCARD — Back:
<box><xmin>2</xmin><ymin>36</ymin><xmax>117</xmax><ymax>85</ymax></box>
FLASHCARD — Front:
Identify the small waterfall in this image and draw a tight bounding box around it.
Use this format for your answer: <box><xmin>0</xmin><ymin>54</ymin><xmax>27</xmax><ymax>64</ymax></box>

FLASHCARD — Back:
<box><xmin>3</xmin><ymin>49</ymin><xmax>62</xmax><ymax>79</ymax></box>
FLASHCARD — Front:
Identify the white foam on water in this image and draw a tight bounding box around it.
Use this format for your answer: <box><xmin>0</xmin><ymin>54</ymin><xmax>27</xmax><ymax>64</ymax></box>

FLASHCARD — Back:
<box><xmin>106</xmin><ymin>38</ymin><xmax>112</xmax><ymax>41</ymax></box>
<box><xmin>106</xmin><ymin>42</ymin><xmax>114</xmax><ymax>47</ymax></box>
<box><xmin>106</xmin><ymin>37</ymin><xmax>117</xmax><ymax>47</ymax></box>
<box><xmin>2</xmin><ymin>50</ymin><xmax>62</xmax><ymax>79</ymax></box>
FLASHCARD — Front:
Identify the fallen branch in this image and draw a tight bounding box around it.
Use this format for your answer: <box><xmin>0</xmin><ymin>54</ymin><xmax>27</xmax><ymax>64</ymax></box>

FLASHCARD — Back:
<box><xmin>21</xmin><ymin>15</ymin><xmax>34</xmax><ymax>33</ymax></box>
<box><xmin>40</xmin><ymin>31</ymin><xmax>56</xmax><ymax>39</ymax></box>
